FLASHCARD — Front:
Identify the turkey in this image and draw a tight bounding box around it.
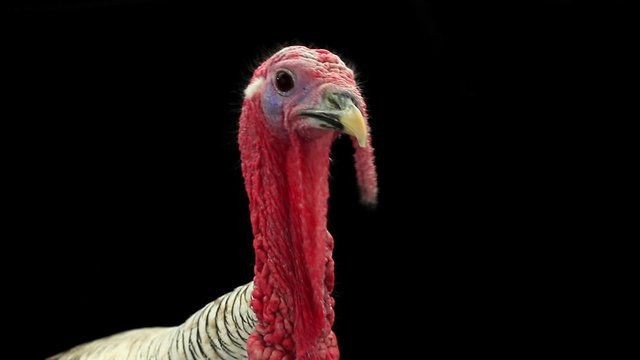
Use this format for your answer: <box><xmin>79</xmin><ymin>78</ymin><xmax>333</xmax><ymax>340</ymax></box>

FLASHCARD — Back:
<box><xmin>49</xmin><ymin>45</ymin><xmax>377</xmax><ymax>360</ymax></box>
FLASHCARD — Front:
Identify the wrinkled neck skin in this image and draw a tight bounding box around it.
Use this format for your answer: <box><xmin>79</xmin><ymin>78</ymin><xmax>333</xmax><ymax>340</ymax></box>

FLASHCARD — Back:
<box><xmin>240</xmin><ymin>98</ymin><xmax>339</xmax><ymax>360</ymax></box>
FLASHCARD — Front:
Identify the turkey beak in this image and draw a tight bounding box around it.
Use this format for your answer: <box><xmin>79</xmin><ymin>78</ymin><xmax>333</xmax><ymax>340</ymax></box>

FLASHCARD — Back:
<box><xmin>338</xmin><ymin>102</ymin><xmax>368</xmax><ymax>148</ymax></box>
<box><xmin>299</xmin><ymin>93</ymin><xmax>368</xmax><ymax>148</ymax></box>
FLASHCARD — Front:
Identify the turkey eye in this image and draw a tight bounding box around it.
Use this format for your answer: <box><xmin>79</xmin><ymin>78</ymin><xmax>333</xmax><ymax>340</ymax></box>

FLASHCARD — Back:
<box><xmin>275</xmin><ymin>70</ymin><xmax>294</xmax><ymax>93</ymax></box>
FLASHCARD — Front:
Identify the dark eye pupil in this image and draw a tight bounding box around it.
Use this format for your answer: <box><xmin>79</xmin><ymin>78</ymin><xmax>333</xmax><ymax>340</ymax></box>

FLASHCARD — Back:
<box><xmin>275</xmin><ymin>71</ymin><xmax>294</xmax><ymax>92</ymax></box>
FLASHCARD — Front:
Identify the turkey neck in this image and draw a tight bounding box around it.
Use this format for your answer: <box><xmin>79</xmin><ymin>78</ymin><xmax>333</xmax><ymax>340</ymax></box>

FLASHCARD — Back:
<box><xmin>239</xmin><ymin>103</ymin><xmax>337</xmax><ymax>358</ymax></box>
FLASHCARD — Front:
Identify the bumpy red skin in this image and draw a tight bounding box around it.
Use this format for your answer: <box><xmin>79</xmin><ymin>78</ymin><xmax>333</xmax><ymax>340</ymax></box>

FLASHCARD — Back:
<box><xmin>239</xmin><ymin>47</ymin><xmax>376</xmax><ymax>360</ymax></box>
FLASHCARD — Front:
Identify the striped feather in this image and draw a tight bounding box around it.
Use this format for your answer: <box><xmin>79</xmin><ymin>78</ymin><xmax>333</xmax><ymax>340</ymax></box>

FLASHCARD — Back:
<box><xmin>48</xmin><ymin>283</ymin><xmax>256</xmax><ymax>360</ymax></box>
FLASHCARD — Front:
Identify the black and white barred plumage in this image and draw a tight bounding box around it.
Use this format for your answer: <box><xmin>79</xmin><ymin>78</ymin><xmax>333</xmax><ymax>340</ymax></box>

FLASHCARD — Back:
<box><xmin>48</xmin><ymin>282</ymin><xmax>256</xmax><ymax>360</ymax></box>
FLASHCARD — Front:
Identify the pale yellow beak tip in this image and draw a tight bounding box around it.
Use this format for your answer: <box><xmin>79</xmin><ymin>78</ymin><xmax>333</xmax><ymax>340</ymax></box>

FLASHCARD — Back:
<box><xmin>340</xmin><ymin>106</ymin><xmax>368</xmax><ymax>148</ymax></box>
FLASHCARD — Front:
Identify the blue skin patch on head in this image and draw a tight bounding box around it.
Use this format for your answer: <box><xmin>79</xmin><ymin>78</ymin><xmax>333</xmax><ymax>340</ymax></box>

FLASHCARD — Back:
<box><xmin>262</xmin><ymin>82</ymin><xmax>284</xmax><ymax>127</ymax></box>
<box><xmin>261</xmin><ymin>68</ymin><xmax>316</xmax><ymax>131</ymax></box>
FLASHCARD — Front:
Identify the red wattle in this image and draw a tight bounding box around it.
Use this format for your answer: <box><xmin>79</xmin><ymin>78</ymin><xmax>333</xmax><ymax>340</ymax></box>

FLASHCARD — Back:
<box><xmin>240</xmin><ymin>93</ymin><xmax>338</xmax><ymax>360</ymax></box>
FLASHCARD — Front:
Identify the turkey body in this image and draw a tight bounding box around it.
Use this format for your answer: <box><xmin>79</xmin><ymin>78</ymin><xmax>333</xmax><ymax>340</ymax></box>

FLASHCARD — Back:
<box><xmin>49</xmin><ymin>283</ymin><xmax>255</xmax><ymax>360</ymax></box>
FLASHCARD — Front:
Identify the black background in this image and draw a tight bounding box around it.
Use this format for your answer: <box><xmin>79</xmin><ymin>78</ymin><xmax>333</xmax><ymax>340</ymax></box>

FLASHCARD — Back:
<box><xmin>5</xmin><ymin>1</ymin><xmax>631</xmax><ymax>359</ymax></box>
